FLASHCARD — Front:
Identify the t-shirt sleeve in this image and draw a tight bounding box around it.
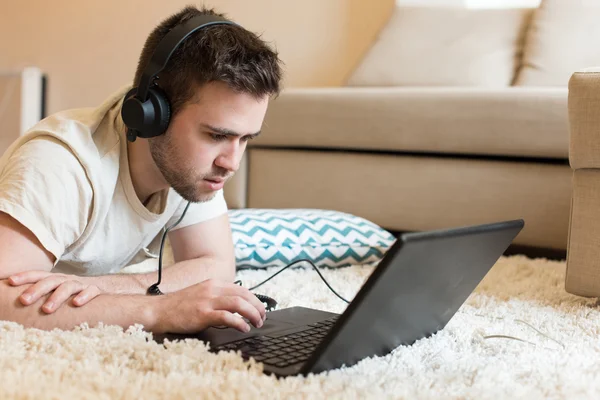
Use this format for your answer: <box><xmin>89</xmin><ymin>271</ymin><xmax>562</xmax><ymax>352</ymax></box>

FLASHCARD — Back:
<box><xmin>166</xmin><ymin>189</ymin><xmax>228</xmax><ymax>231</ymax></box>
<box><xmin>0</xmin><ymin>136</ymin><xmax>93</xmax><ymax>264</ymax></box>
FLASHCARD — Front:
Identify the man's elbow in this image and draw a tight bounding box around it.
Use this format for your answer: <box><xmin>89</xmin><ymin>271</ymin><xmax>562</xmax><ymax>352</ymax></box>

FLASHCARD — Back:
<box><xmin>215</xmin><ymin>255</ymin><xmax>236</xmax><ymax>283</ymax></box>
<box><xmin>220</xmin><ymin>259</ymin><xmax>236</xmax><ymax>283</ymax></box>
<box><xmin>188</xmin><ymin>255</ymin><xmax>236</xmax><ymax>284</ymax></box>
<box><xmin>0</xmin><ymin>279</ymin><xmax>38</xmax><ymax>328</ymax></box>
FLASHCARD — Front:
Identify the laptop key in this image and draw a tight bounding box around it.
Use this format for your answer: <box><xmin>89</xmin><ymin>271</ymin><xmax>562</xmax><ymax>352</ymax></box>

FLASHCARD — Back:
<box><xmin>237</xmin><ymin>345</ymin><xmax>253</xmax><ymax>353</ymax></box>
<box><xmin>264</xmin><ymin>357</ymin><xmax>284</xmax><ymax>365</ymax></box>
<box><xmin>216</xmin><ymin>318</ymin><xmax>341</xmax><ymax>366</ymax></box>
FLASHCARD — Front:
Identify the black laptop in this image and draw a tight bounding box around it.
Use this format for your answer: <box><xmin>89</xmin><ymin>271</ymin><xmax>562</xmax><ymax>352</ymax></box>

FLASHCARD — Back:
<box><xmin>154</xmin><ymin>219</ymin><xmax>524</xmax><ymax>377</ymax></box>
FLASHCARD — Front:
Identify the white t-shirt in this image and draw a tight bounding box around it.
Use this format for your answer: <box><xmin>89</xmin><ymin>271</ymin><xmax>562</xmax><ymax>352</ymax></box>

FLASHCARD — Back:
<box><xmin>0</xmin><ymin>85</ymin><xmax>228</xmax><ymax>276</ymax></box>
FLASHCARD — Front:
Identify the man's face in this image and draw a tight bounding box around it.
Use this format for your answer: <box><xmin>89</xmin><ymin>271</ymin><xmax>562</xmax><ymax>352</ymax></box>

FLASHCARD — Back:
<box><xmin>149</xmin><ymin>81</ymin><xmax>269</xmax><ymax>203</ymax></box>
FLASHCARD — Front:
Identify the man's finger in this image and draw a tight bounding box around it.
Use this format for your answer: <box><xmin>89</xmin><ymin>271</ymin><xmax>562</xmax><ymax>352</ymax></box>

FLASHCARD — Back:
<box><xmin>72</xmin><ymin>285</ymin><xmax>102</xmax><ymax>307</ymax></box>
<box><xmin>42</xmin><ymin>281</ymin><xmax>84</xmax><ymax>314</ymax></box>
<box><xmin>223</xmin><ymin>284</ymin><xmax>266</xmax><ymax>320</ymax></box>
<box><xmin>210</xmin><ymin>310</ymin><xmax>251</xmax><ymax>333</ymax></box>
<box><xmin>19</xmin><ymin>276</ymin><xmax>66</xmax><ymax>305</ymax></box>
<box><xmin>211</xmin><ymin>296</ymin><xmax>263</xmax><ymax>329</ymax></box>
<box><xmin>8</xmin><ymin>270</ymin><xmax>53</xmax><ymax>286</ymax></box>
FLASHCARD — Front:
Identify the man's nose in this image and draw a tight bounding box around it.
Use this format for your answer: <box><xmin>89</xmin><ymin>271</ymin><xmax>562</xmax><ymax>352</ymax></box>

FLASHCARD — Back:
<box><xmin>215</xmin><ymin>142</ymin><xmax>242</xmax><ymax>172</ymax></box>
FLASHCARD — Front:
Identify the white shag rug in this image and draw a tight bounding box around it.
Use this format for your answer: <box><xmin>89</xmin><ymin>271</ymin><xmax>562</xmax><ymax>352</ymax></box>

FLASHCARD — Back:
<box><xmin>1</xmin><ymin>254</ymin><xmax>600</xmax><ymax>399</ymax></box>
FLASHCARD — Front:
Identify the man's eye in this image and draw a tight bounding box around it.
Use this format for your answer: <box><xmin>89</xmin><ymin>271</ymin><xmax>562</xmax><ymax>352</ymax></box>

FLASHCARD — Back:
<box><xmin>242</xmin><ymin>135</ymin><xmax>256</xmax><ymax>142</ymax></box>
<box><xmin>210</xmin><ymin>134</ymin><xmax>228</xmax><ymax>142</ymax></box>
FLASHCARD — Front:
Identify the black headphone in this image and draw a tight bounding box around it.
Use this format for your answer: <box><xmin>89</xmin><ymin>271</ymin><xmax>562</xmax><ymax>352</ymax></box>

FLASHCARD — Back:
<box><xmin>121</xmin><ymin>14</ymin><xmax>237</xmax><ymax>143</ymax></box>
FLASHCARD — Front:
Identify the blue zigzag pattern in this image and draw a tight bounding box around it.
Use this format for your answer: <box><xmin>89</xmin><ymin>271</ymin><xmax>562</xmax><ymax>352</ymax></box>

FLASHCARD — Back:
<box><xmin>232</xmin><ymin>223</ymin><xmax>385</xmax><ymax>242</ymax></box>
<box><xmin>228</xmin><ymin>209</ymin><xmax>396</xmax><ymax>269</ymax></box>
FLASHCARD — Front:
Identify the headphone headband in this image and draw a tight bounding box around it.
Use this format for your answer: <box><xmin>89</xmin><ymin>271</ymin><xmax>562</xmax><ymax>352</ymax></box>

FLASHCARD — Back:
<box><xmin>122</xmin><ymin>14</ymin><xmax>238</xmax><ymax>142</ymax></box>
<box><xmin>136</xmin><ymin>15</ymin><xmax>237</xmax><ymax>101</ymax></box>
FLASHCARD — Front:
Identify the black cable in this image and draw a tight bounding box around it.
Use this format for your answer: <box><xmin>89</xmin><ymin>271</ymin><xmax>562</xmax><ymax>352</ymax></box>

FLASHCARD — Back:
<box><xmin>148</xmin><ymin>204</ymin><xmax>350</xmax><ymax>307</ymax></box>
<box><xmin>147</xmin><ymin>200</ymin><xmax>192</xmax><ymax>296</ymax></box>
<box><xmin>245</xmin><ymin>259</ymin><xmax>351</xmax><ymax>304</ymax></box>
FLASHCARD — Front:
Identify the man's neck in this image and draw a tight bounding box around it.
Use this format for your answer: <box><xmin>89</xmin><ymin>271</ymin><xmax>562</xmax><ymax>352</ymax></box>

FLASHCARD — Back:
<box><xmin>126</xmin><ymin>139</ymin><xmax>168</xmax><ymax>205</ymax></box>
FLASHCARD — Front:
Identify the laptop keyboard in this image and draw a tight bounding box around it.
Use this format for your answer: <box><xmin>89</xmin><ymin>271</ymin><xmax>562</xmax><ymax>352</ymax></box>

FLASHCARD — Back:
<box><xmin>213</xmin><ymin>316</ymin><xmax>339</xmax><ymax>368</ymax></box>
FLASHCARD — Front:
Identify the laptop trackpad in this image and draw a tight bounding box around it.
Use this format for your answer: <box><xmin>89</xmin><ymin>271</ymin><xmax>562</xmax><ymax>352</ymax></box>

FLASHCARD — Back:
<box><xmin>199</xmin><ymin>318</ymin><xmax>296</xmax><ymax>346</ymax></box>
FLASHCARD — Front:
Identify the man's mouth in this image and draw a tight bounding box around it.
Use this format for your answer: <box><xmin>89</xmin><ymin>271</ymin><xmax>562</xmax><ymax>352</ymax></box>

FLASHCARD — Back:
<box><xmin>202</xmin><ymin>177</ymin><xmax>227</xmax><ymax>191</ymax></box>
<box><xmin>204</xmin><ymin>177</ymin><xmax>225</xmax><ymax>183</ymax></box>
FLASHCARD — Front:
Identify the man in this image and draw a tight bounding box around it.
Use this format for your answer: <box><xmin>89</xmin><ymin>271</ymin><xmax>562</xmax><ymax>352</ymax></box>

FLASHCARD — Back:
<box><xmin>0</xmin><ymin>6</ymin><xmax>282</xmax><ymax>335</ymax></box>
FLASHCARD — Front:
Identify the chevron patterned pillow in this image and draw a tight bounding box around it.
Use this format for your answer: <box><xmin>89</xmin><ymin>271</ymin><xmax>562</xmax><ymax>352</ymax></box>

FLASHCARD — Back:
<box><xmin>229</xmin><ymin>209</ymin><xmax>396</xmax><ymax>269</ymax></box>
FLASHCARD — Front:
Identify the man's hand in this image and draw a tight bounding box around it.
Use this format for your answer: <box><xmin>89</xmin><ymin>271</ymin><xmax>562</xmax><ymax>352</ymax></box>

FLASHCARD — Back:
<box><xmin>8</xmin><ymin>271</ymin><xmax>102</xmax><ymax>314</ymax></box>
<box><xmin>153</xmin><ymin>279</ymin><xmax>267</xmax><ymax>334</ymax></box>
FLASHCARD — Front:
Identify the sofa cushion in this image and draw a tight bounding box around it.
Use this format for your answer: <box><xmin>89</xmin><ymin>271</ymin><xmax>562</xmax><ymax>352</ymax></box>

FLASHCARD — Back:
<box><xmin>246</xmin><ymin>149</ymin><xmax>572</xmax><ymax>250</ymax></box>
<box><xmin>515</xmin><ymin>0</ymin><xmax>600</xmax><ymax>86</ymax></box>
<box><xmin>345</xmin><ymin>6</ymin><xmax>531</xmax><ymax>88</ymax></box>
<box><xmin>229</xmin><ymin>209</ymin><xmax>396</xmax><ymax>269</ymax></box>
<box><xmin>568</xmin><ymin>69</ymin><xmax>600</xmax><ymax>169</ymax></box>
<box><xmin>258</xmin><ymin>87</ymin><xmax>569</xmax><ymax>159</ymax></box>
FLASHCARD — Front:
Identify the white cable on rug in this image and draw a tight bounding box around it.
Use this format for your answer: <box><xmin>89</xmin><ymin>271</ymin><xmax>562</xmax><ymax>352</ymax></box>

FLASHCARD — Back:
<box><xmin>464</xmin><ymin>311</ymin><xmax>566</xmax><ymax>349</ymax></box>
<box><xmin>482</xmin><ymin>334</ymin><xmax>540</xmax><ymax>346</ymax></box>
<box><xmin>513</xmin><ymin>319</ymin><xmax>566</xmax><ymax>349</ymax></box>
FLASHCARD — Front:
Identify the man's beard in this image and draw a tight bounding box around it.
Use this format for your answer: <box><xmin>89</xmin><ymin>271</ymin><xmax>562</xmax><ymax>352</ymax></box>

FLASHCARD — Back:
<box><xmin>149</xmin><ymin>134</ymin><xmax>227</xmax><ymax>203</ymax></box>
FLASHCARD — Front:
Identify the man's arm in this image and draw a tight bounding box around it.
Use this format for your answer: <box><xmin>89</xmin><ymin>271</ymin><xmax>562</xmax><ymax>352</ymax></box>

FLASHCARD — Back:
<box><xmin>169</xmin><ymin>211</ymin><xmax>236</xmax><ymax>282</ymax></box>
<box><xmin>0</xmin><ymin>212</ymin><xmax>265</xmax><ymax>333</ymax></box>
<box><xmin>0</xmin><ymin>279</ymin><xmax>155</xmax><ymax>331</ymax></box>
<box><xmin>0</xmin><ymin>212</ymin><xmax>55</xmax><ymax>277</ymax></box>
<box><xmin>0</xmin><ymin>211</ymin><xmax>152</xmax><ymax>330</ymax></box>
<box><xmin>0</xmin><ymin>275</ymin><xmax>265</xmax><ymax>334</ymax></box>
<box><xmin>9</xmin><ymin>212</ymin><xmax>236</xmax><ymax>310</ymax></box>
<box><xmin>83</xmin><ymin>212</ymin><xmax>236</xmax><ymax>294</ymax></box>
<box><xmin>0</xmin><ymin>211</ymin><xmax>265</xmax><ymax>333</ymax></box>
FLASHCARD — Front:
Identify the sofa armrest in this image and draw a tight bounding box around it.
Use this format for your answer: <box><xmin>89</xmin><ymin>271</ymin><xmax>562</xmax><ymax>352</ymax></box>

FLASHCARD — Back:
<box><xmin>566</xmin><ymin>69</ymin><xmax>600</xmax><ymax>297</ymax></box>
<box><xmin>569</xmin><ymin>70</ymin><xmax>600</xmax><ymax>169</ymax></box>
<box><xmin>258</xmin><ymin>87</ymin><xmax>569</xmax><ymax>159</ymax></box>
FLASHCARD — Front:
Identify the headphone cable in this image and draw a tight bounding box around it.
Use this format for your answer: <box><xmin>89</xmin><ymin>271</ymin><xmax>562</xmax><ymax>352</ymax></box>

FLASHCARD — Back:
<box><xmin>148</xmin><ymin>204</ymin><xmax>351</xmax><ymax>306</ymax></box>
<box><xmin>147</xmin><ymin>200</ymin><xmax>191</xmax><ymax>295</ymax></box>
<box><xmin>240</xmin><ymin>259</ymin><xmax>351</xmax><ymax>304</ymax></box>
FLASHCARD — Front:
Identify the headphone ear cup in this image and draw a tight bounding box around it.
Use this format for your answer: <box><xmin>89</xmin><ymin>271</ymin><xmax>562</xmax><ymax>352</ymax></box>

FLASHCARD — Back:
<box><xmin>123</xmin><ymin>88</ymin><xmax>138</xmax><ymax>105</ymax></box>
<box><xmin>121</xmin><ymin>88</ymin><xmax>142</xmax><ymax>141</ymax></box>
<box><xmin>121</xmin><ymin>85</ymin><xmax>171</xmax><ymax>140</ymax></box>
<box><xmin>143</xmin><ymin>85</ymin><xmax>171</xmax><ymax>138</ymax></box>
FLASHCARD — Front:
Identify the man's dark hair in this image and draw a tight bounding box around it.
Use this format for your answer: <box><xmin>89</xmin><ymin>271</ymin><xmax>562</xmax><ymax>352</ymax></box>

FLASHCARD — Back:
<box><xmin>133</xmin><ymin>5</ymin><xmax>283</xmax><ymax>117</ymax></box>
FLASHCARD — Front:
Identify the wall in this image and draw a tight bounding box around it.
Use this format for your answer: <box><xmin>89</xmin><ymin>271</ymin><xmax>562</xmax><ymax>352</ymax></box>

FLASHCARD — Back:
<box><xmin>464</xmin><ymin>0</ymin><xmax>541</xmax><ymax>7</ymax></box>
<box><xmin>398</xmin><ymin>0</ymin><xmax>541</xmax><ymax>6</ymax></box>
<box><xmin>0</xmin><ymin>0</ymin><xmax>394</xmax><ymax>114</ymax></box>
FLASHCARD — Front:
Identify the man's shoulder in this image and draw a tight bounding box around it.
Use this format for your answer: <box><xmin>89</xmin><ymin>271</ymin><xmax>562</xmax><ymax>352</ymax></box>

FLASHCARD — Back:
<box><xmin>3</xmin><ymin>85</ymin><xmax>131</xmax><ymax>172</ymax></box>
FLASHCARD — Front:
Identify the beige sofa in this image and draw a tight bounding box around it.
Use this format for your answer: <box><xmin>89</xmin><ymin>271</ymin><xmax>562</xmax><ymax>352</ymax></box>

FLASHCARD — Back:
<box><xmin>224</xmin><ymin>1</ymin><xmax>600</xmax><ymax>253</ymax></box>
<box><xmin>565</xmin><ymin>69</ymin><xmax>600</xmax><ymax>297</ymax></box>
